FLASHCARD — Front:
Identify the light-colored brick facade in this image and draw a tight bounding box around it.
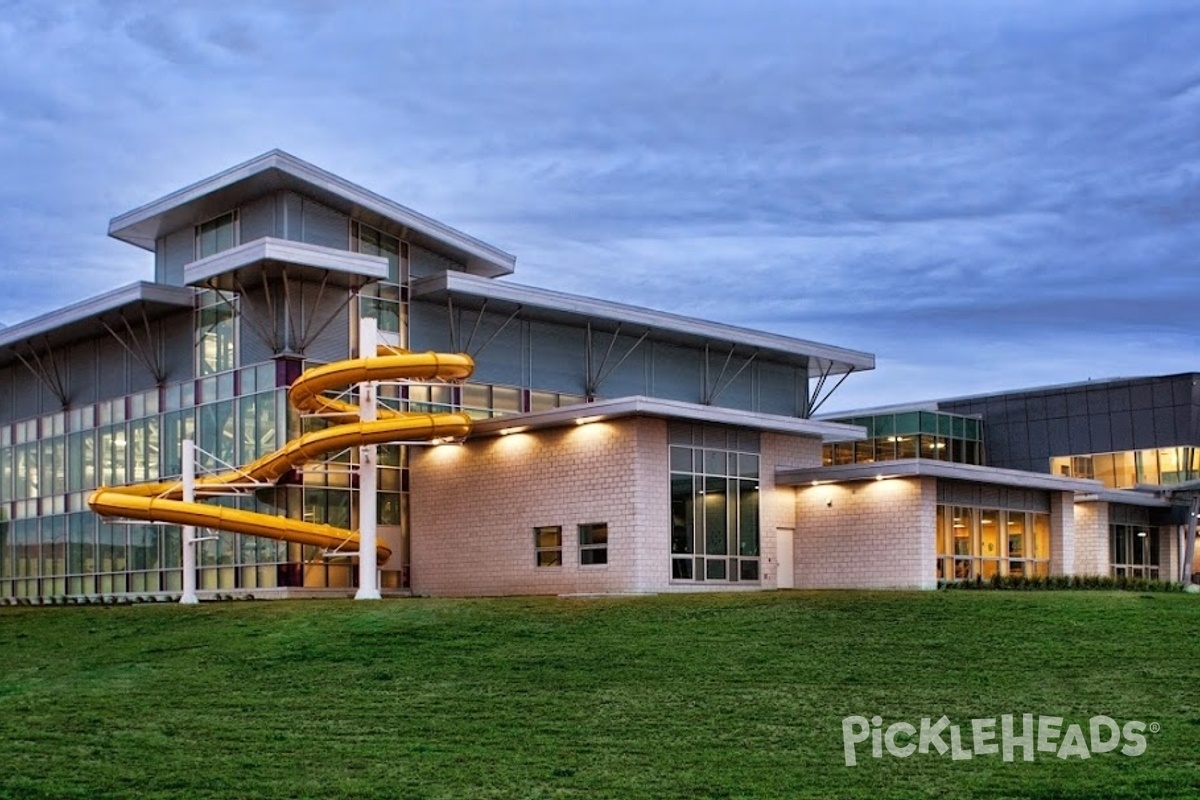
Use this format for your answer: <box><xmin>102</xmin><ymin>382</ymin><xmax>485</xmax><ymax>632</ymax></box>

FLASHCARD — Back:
<box><xmin>1072</xmin><ymin>501</ymin><xmax>1109</xmax><ymax>576</ymax></box>
<box><xmin>408</xmin><ymin>417</ymin><xmax>829</xmax><ymax>596</ymax></box>
<box><xmin>409</xmin><ymin>411</ymin><xmax>1134</xmax><ymax>597</ymax></box>
<box><xmin>759</xmin><ymin>432</ymin><xmax>824</xmax><ymax>589</ymax></box>
<box><xmin>794</xmin><ymin>476</ymin><xmax>938</xmax><ymax>590</ymax></box>
<box><xmin>409</xmin><ymin>417</ymin><xmax>671</xmax><ymax>596</ymax></box>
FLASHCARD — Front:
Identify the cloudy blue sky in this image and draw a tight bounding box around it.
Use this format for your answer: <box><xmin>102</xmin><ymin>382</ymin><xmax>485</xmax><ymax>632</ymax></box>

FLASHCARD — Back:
<box><xmin>2</xmin><ymin>0</ymin><xmax>1199</xmax><ymax>411</ymax></box>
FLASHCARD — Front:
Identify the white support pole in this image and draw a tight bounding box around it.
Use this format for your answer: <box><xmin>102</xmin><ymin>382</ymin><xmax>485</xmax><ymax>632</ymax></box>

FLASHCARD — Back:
<box><xmin>356</xmin><ymin>317</ymin><xmax>382</xmax><ymax>600</ymax></box>
<box><xmin>180</xmin><ymin>439</ymin><xmax>199</xmax><ymax>604</ymax></box>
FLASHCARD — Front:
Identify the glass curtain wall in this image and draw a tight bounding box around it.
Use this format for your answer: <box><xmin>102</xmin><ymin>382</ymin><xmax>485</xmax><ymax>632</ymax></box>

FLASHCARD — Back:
<box><xmin>936</xmin><ymin>504</ymin><xmax>1050</xmax><ymax>581</ymax></box>
<box><xmin>1052</xmin><ymin>447</ymin><xmax>1200</xmax><ymax>488</ymax></box>
<box><xmin>825</xmin><ymin>411</ymin><xmax>984</xmax><ymax>466</ymax></box>
<box><xmin>670</xmin><ymin>438</ymin><xmax>760</xmax><ymax>583</ymax></box>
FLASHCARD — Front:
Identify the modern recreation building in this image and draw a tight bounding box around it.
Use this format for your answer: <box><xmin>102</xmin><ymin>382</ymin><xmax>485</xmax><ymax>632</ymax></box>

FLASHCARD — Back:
<box><xmin>0</xmin><ymin>151</ymin><xmax>1196</xmax><ymax>602</ymax></box>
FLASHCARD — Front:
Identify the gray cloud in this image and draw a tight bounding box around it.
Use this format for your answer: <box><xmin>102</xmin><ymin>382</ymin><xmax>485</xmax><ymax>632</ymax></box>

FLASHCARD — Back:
<box><xmin>1</xmin><ymin>0</ymin><xmax>1198</xmax><ymax>410</ymax></box>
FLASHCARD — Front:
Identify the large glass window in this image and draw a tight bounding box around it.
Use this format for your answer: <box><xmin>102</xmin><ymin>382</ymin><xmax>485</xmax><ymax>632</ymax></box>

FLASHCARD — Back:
<box><xmin>670</xmin><ymin>444</ymin><xmax>759</xmax><ymax>582</ymax></box>
<box><xmin>1052</xmin><ymin>447</ymin><xmax>1200</xmax><ymax>489</ymax></box>
<box><xmin>1110</xmin><ymin>524</ymin><xmax>1160</xmax><ymax>579</ymax></box>
<box><xmin>824</xmin><ymin>411</ymin><xmax>983</xmax><ymax>467</ymax></box>
<box><xmin>936</xmin><ymin>505</ymin><xmax>1050</xmax><ymax>581</ymax></box>
<box><xmin>196</xmin><ymin>290</ymin><xmax>238</xmax><ymax>376</ymax></box>
<box><xmin>196</xmin><ymin>211</ymin><xmax>238</xmax><ymax>259</ymax></box>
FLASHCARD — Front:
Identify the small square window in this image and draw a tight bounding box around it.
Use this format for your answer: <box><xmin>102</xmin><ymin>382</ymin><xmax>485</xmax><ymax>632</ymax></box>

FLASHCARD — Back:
<box><xmin>579</xmin><ymin>523</ymin><xmax>608</xmax><ymax>566</ymax></box>
<box><xmin>534</xmin><ymin>526</ymin><xmax>562</xmax><ymax>567</ymax></box>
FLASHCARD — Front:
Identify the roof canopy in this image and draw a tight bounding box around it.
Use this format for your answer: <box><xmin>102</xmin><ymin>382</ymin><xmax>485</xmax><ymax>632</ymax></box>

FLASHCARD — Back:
<box><xmin>412</xmin><ymin>272</ymin><xmax>875</xmax><ymax>376</ymax></box>
<box><xmin>0</xmin><ymin>282</ymin><xmax>193</xmax><ymax>368</ymax></box>
<box><xmin>109</xmin><ymin>150</ymin><xmax>516</xmax><ymax>279</ymax></box>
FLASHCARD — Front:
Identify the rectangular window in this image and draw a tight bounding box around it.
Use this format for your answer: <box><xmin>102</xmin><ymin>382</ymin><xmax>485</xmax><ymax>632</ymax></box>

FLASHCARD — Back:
<box><xmin>534</xmin><ymin>525</ymin><xmax>562</xmax><ymax>567</ymax></box>
<box><xmin>196</xmin><ymin>211</ymin><xmax>238</xmax><ymax>259</ymax></box>
<box><xmin>1110</xmin><ymin>524</ymin><xmax>1160</xmax><ymax>580</ymax></box>
<box><xmin>937</xmin><ymin>505</ymin><xmax>1050</xmax><ymax>581</ymax></box>
<box><xmin>578</xmin><ymin>523</ymin><xmax>608</xmax><ymax>566</ymax></box>
<box><xmin>669</xmin><ymin>440</ymin><xmax>759</xmax><ymax>582</ymax></box>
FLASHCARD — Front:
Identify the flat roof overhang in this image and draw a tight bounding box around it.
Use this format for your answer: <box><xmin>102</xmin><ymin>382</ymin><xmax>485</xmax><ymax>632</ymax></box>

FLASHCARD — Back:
<box><xmin>777</xmin><ymin>458</ymin><xmax>1104</xmax><ymax>493</ymax></box>
<box><xmin>0</xmin><ymin>281</ymin><xmax>194</xmax><ymax>368</ymax></box>
<box><xmin>184</xmin><ymin>238</ymin><xmax>389</xmax><ymax>291</ymax></box>
<box><xmin>467</xmin><ymin>396</ymin><xmax>868</xmax><ymax>441</ymax></box>
<box><xmin>1075</xmin><ymin>488</ymin><xmax>1174</xmax><ymax>508</ymax></box>
<box><xmin>412</xmin><ymin>272</ymin><xmax>876</xmax><ymax>376</ymax></box>
<box><xmin>109</xmin><ymin>150</ymin><xmax>516</xmax><ymax>279</ymax></box>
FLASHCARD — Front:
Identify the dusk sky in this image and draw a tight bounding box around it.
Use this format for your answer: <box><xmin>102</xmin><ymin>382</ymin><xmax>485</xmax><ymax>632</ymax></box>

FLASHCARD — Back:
<box><xmin>2</xmin><ymin>1</ymin><xmax>1199</xmax><ymax>411</ymax></box>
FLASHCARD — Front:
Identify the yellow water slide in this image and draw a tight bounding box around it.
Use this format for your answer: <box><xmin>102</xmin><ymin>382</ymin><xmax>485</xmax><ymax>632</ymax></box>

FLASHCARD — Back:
<box><xmin>87</xmin><ymin>350</ymin><xmax>474</xmax><ymax>561</ymax></box>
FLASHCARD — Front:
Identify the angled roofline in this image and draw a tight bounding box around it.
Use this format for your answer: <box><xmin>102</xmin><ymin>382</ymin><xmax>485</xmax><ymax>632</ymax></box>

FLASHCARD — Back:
<box><xmin>467</xmin><ymin>396</ymin><xmax>868</xmax><ymax>441</ymax></box>
<box><xmin>0</xmin><ymin>281</ymin><xmax>195</xmax><ymax>365</ymax></box>
<box><xmin>108</xmin><ymin>149</ymin><xmax>516</xmax><ymax>278</ymax></box>
<box><xmin>412</xmin><ymin>272</ymin><xmax>876</xmax><ymax>376</ymax></box>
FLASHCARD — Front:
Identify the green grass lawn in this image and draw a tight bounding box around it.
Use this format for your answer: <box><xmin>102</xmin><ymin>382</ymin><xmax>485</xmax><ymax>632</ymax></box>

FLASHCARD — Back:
<box><xmin>1</xmin><ymin>590</ymin><xmax>1198</xmax><ymax>800</ymax></box>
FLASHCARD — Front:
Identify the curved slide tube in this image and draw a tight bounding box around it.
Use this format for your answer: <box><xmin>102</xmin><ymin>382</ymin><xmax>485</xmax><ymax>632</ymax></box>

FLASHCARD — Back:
<box><xmin>88</xmin><ymin>350</ymin><xmax>474</xmax><ymax>562</ymax></box>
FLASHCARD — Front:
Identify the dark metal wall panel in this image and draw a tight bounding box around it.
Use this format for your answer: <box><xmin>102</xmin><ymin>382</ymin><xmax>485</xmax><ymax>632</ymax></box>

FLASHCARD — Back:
<box><xmin>940</xmin><ymin>374</ymin><xmax>1200</xmax><ymax>473</ymax></box>
<box><xmin>160</xmin><ymin>228</ymin><xmax>193</xmax><ymax>286</ymax></box>
<box><xmin>240</xmin><ymin>193</ymin><xmax>277</xmax><ymax>243</ymax></box>
<box><xmin>936</xmin><ymin>480</ymin><xmax>1051</xmax><ymax>513</ymax></box>
<box><xmin>1109</xmin><ymin>411</ymin><xmax>1135</xmax><ymax>452</ymax></box>
<box><xmin>1087</xmin><ymin>414</ymin><xmax>1113</xmax><ymax>453</ymax></box>
<box><xmin>1152</xmin><ymin>407</ymin><xmax>1177</xmax><ymax>445</ymax></box>
<box><xmin>300</xmin><ymin>199</ymin><xmax>348</xmax><ymax>250</ymax></box>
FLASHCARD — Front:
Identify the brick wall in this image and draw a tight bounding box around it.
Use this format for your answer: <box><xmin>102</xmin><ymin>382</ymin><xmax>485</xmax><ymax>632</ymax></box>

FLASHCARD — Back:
<box><xmin>794</xmin><ymin>476</ymin><xmax>937</xmax><ymax>590</ymax></box>
<box><xmin>760</xmin><ymin>432</ymin><xmax>823</xmax><ymax>589</ymax></box>
<box><xmin>1071</xmin><ymin>502</ymin><xmax>1108</xmax><ymax>576</ymax></box>
<box><xmin>409</xmin><ymin>417</ymin><xmax>670</xmax><ymax>596</ymax></box>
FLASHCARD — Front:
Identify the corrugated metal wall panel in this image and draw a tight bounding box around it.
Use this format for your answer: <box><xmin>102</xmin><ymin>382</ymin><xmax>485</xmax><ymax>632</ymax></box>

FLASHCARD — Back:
<box><xmin>7</xmin><ymin>368</ymin><xmax>39</xmax><ymax>420</ymax></box>
<box><xmin>239</xmin><ymin>286</ymin><xmax>277</xmax><ymax>366</ymax></box>
<box><xmin>407</xmin><ymin>301</ymin><xmax>455</xmax><ymax>353</ymax></box>
<box><xmin>593</xmin><ymin>332</ymin><xmax>648</xmax><ymax>398</ymax></box>
<box><xmin>756</xmin><ymin>361</ymin><xmax>801</xmax><ymax>416</ymax></box>
<box><xmin>410</xmin><ymin>244</ymin><xmax>464</xmax><ymax>276</ymax></box>
<box><xmin>239</xmin><ymin>193</ymin><xmax>277</xmax><ymax>243</ymax></box>
<box><xmin>161</xmin><ymin>228</ymin><xmax>194</xmax><ymax>286</ymax></box>
<box><xmin>0</xmin><ymin>364</ymin><xmax>18</xmax><ymax>423</ymax></box>
<box><xmin>301</xmin><ymin>199</ymin><xmax>348</xmax><ymax>250</ymax></box>
<box><xmin>282</xmin><ymin>192</ymin><xmax>304</xmax><ymax>242</ymax></box>
<box><xmin>709</xmin><ymin>350</ymin><xmax>754</xmax><ymax>412</ymax></box>
<box><xmin>649</xmin><ymin>343</ymin><xmax>702</xmax><ymax>404</ymax></box>
<box><xmin>94</xmin><ymin>336</ymin><xmax>128</xmax><ymax>401</ymax></box>
<box><xmin>528</xmin><ymin>320</ymin><xmax>587</xmax><ymax>395</ymax></box>
<box><xmin>160</xmin><ymin>311</ymin><xmax>196</xmax><ymax>385</ymax></box>
<box><xmin>303</xmin><ymin>287</ymin><xmax>351</xmax><ymax>365</ymax></box>
<box><xmin>459</xmin><ymin>312</ymin><xmax>525</xmax><ymax>386</ymax></box>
